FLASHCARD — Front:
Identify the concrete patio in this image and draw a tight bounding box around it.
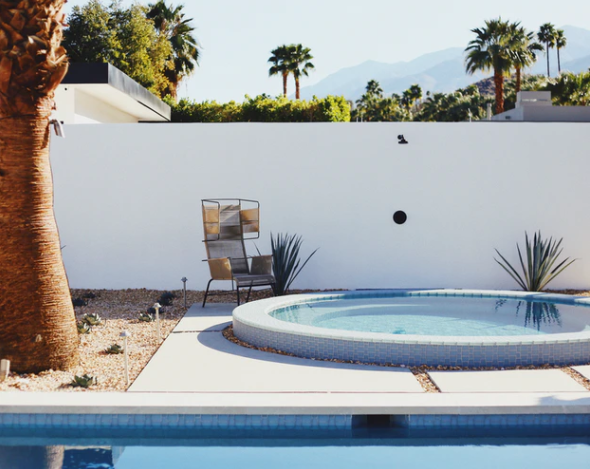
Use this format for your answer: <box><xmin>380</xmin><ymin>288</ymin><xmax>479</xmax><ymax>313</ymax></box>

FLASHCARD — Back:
<box><xmin>130</xmin><ymin>304</ymin><xmax>590</xmax><ymax>395</ymax></box>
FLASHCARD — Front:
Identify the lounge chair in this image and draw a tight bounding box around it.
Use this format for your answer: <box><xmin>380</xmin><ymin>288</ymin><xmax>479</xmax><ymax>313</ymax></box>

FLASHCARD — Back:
<box><xmin>201</xmin><ymin>199</ymin><xmax>275</xmax><ymax>307</ymax></box>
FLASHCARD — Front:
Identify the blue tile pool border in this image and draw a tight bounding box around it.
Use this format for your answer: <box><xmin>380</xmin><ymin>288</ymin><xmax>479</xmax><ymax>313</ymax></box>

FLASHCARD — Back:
<box><xmin>3</xmin><ymin>413</ymin><xmax>590</xmax><ymax>429</ymax></box>
<box><xmin>233</xmin><ymin>290</ymin><xmax>590</xmax><ymax>367</ymax></box>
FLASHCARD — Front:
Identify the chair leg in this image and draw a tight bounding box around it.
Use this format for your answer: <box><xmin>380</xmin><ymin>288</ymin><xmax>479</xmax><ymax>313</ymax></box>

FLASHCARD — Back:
<box><xmin>246</xmin><ymin>283</ymin><xmax>253</xmax><ymax>303</ymax></box>
<box><xmin>202</xmin><ymin>279</ymin><xmax>214</xmax><ymax>308</ymax></box>
<box><xmin>236</xmin><ymin>286</ymin><xmax>241</xmax><ymax>306</ymax></box>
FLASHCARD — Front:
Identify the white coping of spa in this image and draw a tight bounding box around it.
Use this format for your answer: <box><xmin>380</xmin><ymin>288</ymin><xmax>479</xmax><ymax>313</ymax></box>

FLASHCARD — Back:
<box><xmin>233</xmin><ymin>290</ymin><xmax>590</xmax><ymax>346</ymax></box>
<box><xmin>2</xmin><ymin>392</ymin><xmax>590</xmax><ymax>415</ymax></box>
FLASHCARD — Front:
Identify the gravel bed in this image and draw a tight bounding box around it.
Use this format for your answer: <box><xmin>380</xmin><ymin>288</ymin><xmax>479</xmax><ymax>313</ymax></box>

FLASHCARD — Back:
<box><xmin>0</xmin><ymin>288</ymin><xmax>274</xmax><ymax>393</ymax></box>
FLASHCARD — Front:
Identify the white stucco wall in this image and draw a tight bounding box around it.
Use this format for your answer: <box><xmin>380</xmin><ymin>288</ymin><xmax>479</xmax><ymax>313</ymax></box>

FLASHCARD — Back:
<box><xmin>50</xmin><ymin>123</ymin><xmax>590</xmax><ymax>291</ymax></box>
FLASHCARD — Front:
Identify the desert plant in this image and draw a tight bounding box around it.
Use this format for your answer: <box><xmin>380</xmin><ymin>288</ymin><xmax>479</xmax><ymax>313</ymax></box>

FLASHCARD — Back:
<box><xmin>139</xmin><ymin>312</ymin><xmax>155</xmax><ymax>322</ymax></box>
<box><xmin>158</xmin><ymin>291</ymin><xmax>175</xmax><ymax>306</ymax></box>
<box><xmin>270</xmin><ymin>233</ymin><xmax>318</xmax><ymax>296</ymax></box>
<box><xmin>77</xmin><ymin>322</ymin><xmax>91</xmax><ymax>334</ymax></box>
<box><xmin>82</xmin><ymin>313</ymin><xmax>103</xmax><ymax>327</ymax></box>
<box><xmin>494</xmin><ymin>231</ymin><xmax>576</xmax><ymax>291</ymax></box>
<box><xmin>70</xmin><ymin>374</ymin><xmax>96</xmax><ymax>388</ymax></box>
<box><xmin>105</xmin><ymin>344</ymin><xmax>124</xmax><ymax>355</ymax></box>
<box><xmin>72</xmin><ymin>298</ymin><xmax>87</xmax><ymax>307</ymax></box>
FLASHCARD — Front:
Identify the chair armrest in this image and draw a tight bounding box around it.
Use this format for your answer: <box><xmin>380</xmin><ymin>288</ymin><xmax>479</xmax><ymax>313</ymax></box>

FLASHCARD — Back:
<box><xmin>206</xmin><ymin>258</ymin><xmax>232</xmax><ymax>280</ymax></box>
<box><xmin>251</xmin><ymin>255</ymin><xmax>273</xmax><ymax>275</ymax></box>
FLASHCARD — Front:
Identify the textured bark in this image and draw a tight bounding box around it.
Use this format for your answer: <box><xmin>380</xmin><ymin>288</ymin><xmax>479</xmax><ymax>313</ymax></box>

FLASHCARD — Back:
<box><xmin>546</xmin><ymin>44</ymin><xmax>551</xmax><ymax>77</ymax></box>
<box><xmin>282</xmin><ymin>72</ymin><xmax>288</xmax><ymax>96</ymax></box>
<box><xmin>494</xmin><ymin>71</ymin><xmax>504</xmax><ymax>115</ymax></box>
<box><xmin>0</xmin><ymin>0</ymin><xmax>77</xmax><ymax>373</ymax></box>
<box><xmin>515</xmin><ymin>66</ymin><xmax>522</xmax><ymax>93</ymax></box>
<box><xmin>295</xmin><ymin>77</ymin><xmax>300</xmax><ymax>100</ymax></box>
<box><xmin>0</xmin><ymin>98</ymin><xmax>78</xmax><ymax>372</ymax></box>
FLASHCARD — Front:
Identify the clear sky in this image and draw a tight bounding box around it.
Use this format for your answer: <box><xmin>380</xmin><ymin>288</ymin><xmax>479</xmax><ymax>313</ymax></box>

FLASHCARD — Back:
<box><xmin>64</xmin><ymin>0</ymin><xmax>590</xmax><ymax>102</ymax></box>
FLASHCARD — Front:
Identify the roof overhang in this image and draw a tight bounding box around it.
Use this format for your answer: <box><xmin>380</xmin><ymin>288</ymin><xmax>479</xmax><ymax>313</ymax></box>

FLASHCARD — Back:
<box><xmin>62</xmin><ymin>63</ymin><xmax>171</xmax><ymax>122</ymax></box>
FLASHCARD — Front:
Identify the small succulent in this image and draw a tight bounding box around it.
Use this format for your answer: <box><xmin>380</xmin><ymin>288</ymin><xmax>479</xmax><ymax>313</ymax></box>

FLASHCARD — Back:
<box><xmin>139</xmin><ymin>311</ymin><xmax>155</xmax><ymax>322</ymax></box>
<box><xmin>105</xmin><ymin>344</ymin><xmax>124</xmax><ymax>355</ymax></box>
<box><xmin>82</xmin><ymin>313</ymin><xmax>103</xmax><ymax>327</ymax></box>
<box><xmin>72</xmin><ymin>298</ymin><xmax>87</xmax><ymax>307</ymax></box>
<box><xmin>70</xmin><ymin>374</ymin><xmax>97</xmax><ymax>388</ymax></box>
<box><xmin>158</xmin><ymin>291</ymin><xmax>175</xmax><ymax>306</ymax></box>
<box><xmin>77</xmin><ymin>321</ymin><xmax>91</xmax><ymax>334</ymax></box>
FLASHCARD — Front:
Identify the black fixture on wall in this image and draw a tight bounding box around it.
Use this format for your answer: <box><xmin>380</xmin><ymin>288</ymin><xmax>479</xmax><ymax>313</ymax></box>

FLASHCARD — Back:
<box><xmin>393</xmin><ymin>211</ymin><xmax>408</xmax><ymax>225</ymax></box>
<box><xmin>398</xmin><ymin>135</ymin><xmax>408</xmax><ymax>144</ymax></box>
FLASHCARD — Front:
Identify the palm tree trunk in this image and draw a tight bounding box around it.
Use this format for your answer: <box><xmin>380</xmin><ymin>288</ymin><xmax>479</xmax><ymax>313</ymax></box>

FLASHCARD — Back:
<box><xmin>557</xmin><ymin>47</ymin><xmax>561</xmax><ymax>74</ymax></box>
<box><xmin>295</xmin><ymin>77</ymin><xmax>300</xmax><ymax>100</ymax></box>
<box><xmin>516</xmin><ymin>66</ymin><xmax>522</xmax><ymax>93</ymax></box>
<box><xmin>282</xmin><ymin>73</ymin><xmax>288</xmax><ymax>96</ymax></box>
<box><xmin>494</xmin><ymin>71</ymin><xmax>504</xmax><ymax>114</ymax></box>
<box><xmin>0</xmin><ymin>99</ymin><xmax>79</xmax><ymax>373</ymax></box>
<box><xmin>546</xmin><ymin>44</ymin><xmax>551</xmax><ymax>77</ymax></box>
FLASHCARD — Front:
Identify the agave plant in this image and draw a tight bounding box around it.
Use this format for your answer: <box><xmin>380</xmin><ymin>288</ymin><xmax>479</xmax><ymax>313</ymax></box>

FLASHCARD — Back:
<box><xmin>105</xmin><ymin>344</ymin><xmax>124</xmax><ymax>355</ymax></box>
<box><xmin>82</xmin><ymin>313</ymin><xmax>103</xmax><ymax>327</ymax></box>
<box><xmin>77</xmin><ymin>321</ymin><xmax>91</xmax><ymax>335</ymax></box>
<box><xmin>270</xmin><ymin>233</ymin><xmax>318</xmax><ymax>296</ymax></box>
<box><xmin>495</xmin><ymin>231</ymin><xmax>576</xmax><ymax>291</ymax></box>
<box><xmin>139</xmin><ymin>312</ymin><xmax>155</xmax><ymax>322</ymax></box>
<box><xmin>70</xmin><ymin>374</ymin><xmax>96</xmax><ymax>388</ymax></box>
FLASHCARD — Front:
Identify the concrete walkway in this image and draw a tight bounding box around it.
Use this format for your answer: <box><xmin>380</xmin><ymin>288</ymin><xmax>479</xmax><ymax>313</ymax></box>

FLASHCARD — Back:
<box><xmin>129</xmin><ymin>304</ymin><xmax>423</xmax><ymax>393</ymax></box>
<box><xmin>131</xmin><ymin>304</ymin><xmax>590</xmax><ymax>395</ymax></box>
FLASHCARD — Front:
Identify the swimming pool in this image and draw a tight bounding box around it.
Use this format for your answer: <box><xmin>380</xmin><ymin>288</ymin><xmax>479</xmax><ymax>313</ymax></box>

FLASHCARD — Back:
<box><xmin>2</xmin><ymin>424</ymin><xmax>590</xmax><ymax>469</ymax></box>
<box><xmin>233</xmin><ymin>290</ymin><xmax>590</xmax><ymax>367</ymax></box>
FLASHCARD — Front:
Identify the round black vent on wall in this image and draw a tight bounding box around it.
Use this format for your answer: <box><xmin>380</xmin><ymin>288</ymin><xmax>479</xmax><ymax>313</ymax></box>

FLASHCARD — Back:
<box><xmin>393</xmin><ymin>211</ymin><xmax>408</xmax><ymax>225</ymax></box>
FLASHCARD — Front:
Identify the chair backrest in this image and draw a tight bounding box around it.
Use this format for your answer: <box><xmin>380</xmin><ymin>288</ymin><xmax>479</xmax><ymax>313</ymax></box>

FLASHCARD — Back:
<box><xmin>204</xmin><ymin>238</ymin><xmax>249</xmax><ymax>274</ymax></box>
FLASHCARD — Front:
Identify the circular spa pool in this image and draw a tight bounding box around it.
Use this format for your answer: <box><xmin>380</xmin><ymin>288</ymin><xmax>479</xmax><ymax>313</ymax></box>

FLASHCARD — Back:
<box><xmin>232</xmin><ymin>290</ymin><xmax>590</xmax><ymax>367</ymax></box>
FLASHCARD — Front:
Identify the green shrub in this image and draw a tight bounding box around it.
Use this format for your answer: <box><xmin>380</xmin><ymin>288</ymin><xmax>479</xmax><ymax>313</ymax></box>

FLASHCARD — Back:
<box><xmin>167</xmin><ymin>95</ymin><xmax>350</xmax><ymax>123</ymax></box>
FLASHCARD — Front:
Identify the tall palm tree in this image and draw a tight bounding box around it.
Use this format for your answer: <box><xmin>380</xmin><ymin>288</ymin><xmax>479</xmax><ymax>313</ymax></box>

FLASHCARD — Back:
<box><xmin>268</xmin><ymin>45</ymin><xmax>292</xmax><ymax>96</ymax></box>
<box><xmin>0</xmin><ymin>0</ymin><xmax>79</xmax><ymax>372</ymax></box>
<box><xmin>288</xmin><ymin>44</ymin><xmax>314</xmax><ymax>100</ymax></box>
<box><xmin>147</xmin><ymin>1</ymin><xmax>200</xmax><ymax>99</ymax></box>
<box><xmin>509</xmin><ymin>23</ymin><xmax>543</xmax><ymax>92</ymax></box>
<box><xmin>555</xmin><ymin>29</ymin><xmax>567</xmax><ymax>74</ymax></box>
<box><xmin>538</xmin><ymin>23</ymin><xmax>557</xmax><ymax>77</ymax></box>
<box><xmin>365</xmin><ymin>79</ymin><xmax>383</xmax><ymax>97</ymax></box>
<box><xmin>465</xmin><ymin>18</ymin><xmax>513</xmax><ymax>114</ymax></box>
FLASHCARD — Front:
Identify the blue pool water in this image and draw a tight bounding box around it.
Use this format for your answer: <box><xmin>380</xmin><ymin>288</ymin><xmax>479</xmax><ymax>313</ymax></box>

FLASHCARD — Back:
<box><xmin>2</xmin><ymin>428</ymin><xmax>590</xmax><ymax>468</ymax></box>
<box><xmin>271</xmin><ymin>297</ymin><xmax>590</xmax><ymax>336</ymax></box>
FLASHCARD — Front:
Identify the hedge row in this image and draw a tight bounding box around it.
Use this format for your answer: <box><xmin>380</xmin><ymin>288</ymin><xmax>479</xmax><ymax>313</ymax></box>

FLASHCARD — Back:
<box><xmin>166</xmin><ymin>95</ymin><xmax>351</xmax><ymax>123</ymax></box>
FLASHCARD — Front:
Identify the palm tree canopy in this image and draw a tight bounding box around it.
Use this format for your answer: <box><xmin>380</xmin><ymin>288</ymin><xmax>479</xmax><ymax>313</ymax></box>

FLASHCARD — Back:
<box><xmin>287</xmin><ymin>44</ymin><xmax>314</xmax><ymax>78</ymax></box>
<box><xmin>465</xmin><ymin>18</ymin><xmax>513</xmax><ymax>77</ymax></box>
<box><xmin>508</xmin><ymin>23</ymin><xmax>543</xmax><ymax>70</ymax></box>
<box><xmin>147</xmin><ymin>1</ymin><xmax>200</xmax><ymax>79</ymax></box>
<box><xmin>268</xmin><ymin>45</ymin><xmax>292</xmax><ymax>77</ymax></box>
<box><xmin>555</xmin><ymin>29</ymin><xmax>567</xmax><ymax>49</ymax></box>
<box><xmin>538</xmin><ymin>23</ymin><xmax>557</xmax><ymax>47</ymax></box>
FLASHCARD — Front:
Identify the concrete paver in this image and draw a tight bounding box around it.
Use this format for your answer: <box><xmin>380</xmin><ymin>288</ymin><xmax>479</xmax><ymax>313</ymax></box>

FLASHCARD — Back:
<box><xmin>429</xmin><ymin>370</ymin><xmax>588</xmax><ymax>393</ymax></box>
<box><xmin>572</xmin><ymin>365</ymin><xmax>590</xmax><ymax>382</ymax></box>
<box><xmin>173</xmin><ymin>303</ymin><xmax>234</xmax><ymax>332</ymax></box>
<box><xmin>130</xmin><ymin>330</ymin><xmax>423</xmax><ymax>393</ymax></box>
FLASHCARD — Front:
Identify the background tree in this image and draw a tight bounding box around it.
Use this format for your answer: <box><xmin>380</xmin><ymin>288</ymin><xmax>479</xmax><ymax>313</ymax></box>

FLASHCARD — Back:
<box><xmin>554</xmin><ymin>29</ymin><xmax>567</xmax><ymax>75</ymax></box>
<box><xmin>545</xmin><ymin>71</ymin><xmax>590</xmax><ymax>105</ymax></box>
<box><xmin>353</xmin><ymin>80</ymin><xmax>410</xmax><ymax>122</ymax></box>
<box><xmin>414</xmin><ymin>85</ymin><xmax>493</xmax><ymax>122</ymax></box>
<box><xmin>147</xmin><ymin>1</ymin><xmax>200</xmax><ymax>99</ymax></box>
<box><xmin>0</xmin><ymin>0</ymin><xmax>79</xmax><ymax>372</ymax></box>
<box><xmin>63</xmin><ymin>1</ymin><xmax>173</xmax><ymax>96</ymax></box>
<box><xmin>268</xmin><ymin>45</ymin><xmax>292</xmax><ymax>96</ymax></box>
<box><xmin>401</xmin><ymin>84</ymin><xmax>423</xmax><ymax>109</ymax></box>
<box><xmin>508</xmin><ymin>22</ymin><xmax>543</xmax><ymax>92</ymax></box>
<box><xmin>465</xmin><ymin>18</ymin><xmax>513</xmax><ymax>114</ymax></box>
<box><xmin>537</xmin><ymin>23</ymin><xmax>556</xmax><ymax>77</ymax></box>
<box><xmin>288</xmin><ymin>44</ymin><xmax>314</xmax><ymax>100</ymax></box>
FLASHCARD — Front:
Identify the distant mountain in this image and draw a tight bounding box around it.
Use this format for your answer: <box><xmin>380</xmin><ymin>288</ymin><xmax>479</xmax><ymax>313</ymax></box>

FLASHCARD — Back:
<box><xmin>298</xmin><ymin>25</ymin><xmax>590</xmax><ymax>101</ymax></box>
